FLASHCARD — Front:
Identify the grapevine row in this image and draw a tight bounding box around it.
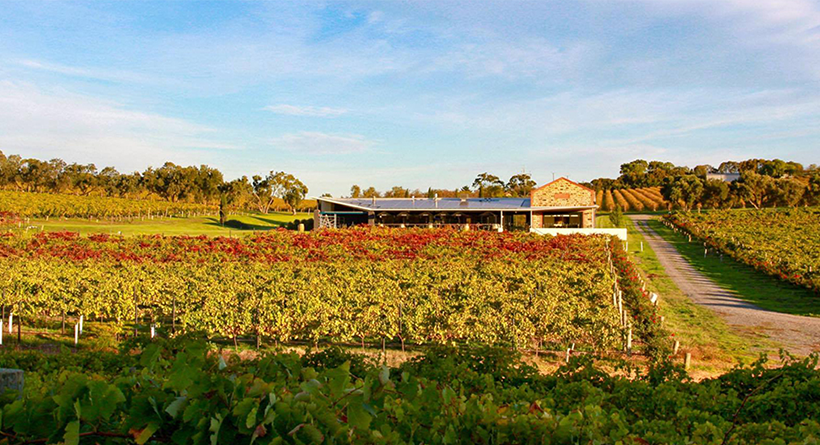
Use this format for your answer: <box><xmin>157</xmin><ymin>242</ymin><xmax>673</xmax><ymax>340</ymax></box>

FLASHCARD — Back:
<box><xmin>663</xmin><ymin>208</ymin><xmax>820</xmax><ymax>293</ymax></box>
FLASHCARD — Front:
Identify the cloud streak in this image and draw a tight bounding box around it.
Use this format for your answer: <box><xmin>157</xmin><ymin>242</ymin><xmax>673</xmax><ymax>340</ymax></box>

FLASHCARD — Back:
<box><xmin>264</xmin><ymin>104</ymin><xmax>348</xmax><ymax>117</ymax></box>
<box><xmin>270</xmin><ymin>131</ymin><xmax>375</xmax><ymax>155</ymax></box>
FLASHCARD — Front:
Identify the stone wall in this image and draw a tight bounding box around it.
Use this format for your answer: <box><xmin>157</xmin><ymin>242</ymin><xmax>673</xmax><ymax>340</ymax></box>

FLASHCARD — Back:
<box><xmin>582</xmin><ymin>209</ymin><xmax>595</xmax><ymax>228</ymax></box>
<box><xmin>530</xmin><ymin>178</ymin><xmax>595</xmax><ymax>208</ymax></box>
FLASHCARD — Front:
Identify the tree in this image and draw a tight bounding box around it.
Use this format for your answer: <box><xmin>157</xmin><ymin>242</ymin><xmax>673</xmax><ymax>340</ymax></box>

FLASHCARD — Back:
<box><xmin>63</xmin><ymin>163</ymin><xmax>98</xmax><ymax>195</ymax></box>
<box><xmin>98</xmin><ymin>167</ymin><xmax>121</xmax><ymax>196</ymax></box>
<box><xmin>701</xmin><ymin>179</ymin><xmax>729</xmax><ymax>208</ymax></box>
<box><xmin>268</xmin><ymin>172</ymin><xmax>308</xmax><ymax>214</ymax></box>
<box><xmin>195</xmin><ymin>165</ymin><xmax>224</xmax><ymax>204</ymax></box>
<box><xmin>221</xmin><ymin>176</ymin><xmax>253</xmax><ymax>211</ymax></box>
<box><xmin>362</xmin><ymin>187</ymin><xmax>380</xmax><ymax>198</ymax></box>
<box><xmin>735</xmin><ymin>172</ymin><xmax>775</xmax><ymax>209</ymax></box>
<box><xmin>759</xmin><ymin>159</ymin><xmax>790</xmax><ymax>178</ymax></box>
<box><xmin>661</xmin><ymin>175</ymin><xmax>704</xmax><ymax>211</ymax></box>
<box><xmin>251</xmin><ymin>174</ymin><xmax>275</xmax><ymax>214</ymax></box>
<box><xmin>506</xmin><ymin>173</ymin><xmax>536</xmax><ymax>197</ymax></box>
<box><xmin>805</xmin><ymin>173</ymin><xmax>820</xmax><ymax>206</ymax></box>
<box><xmin>264</xmin><ymin>171</ymin><xmax>308</xmax><ymax>214</ymax></box>
<box><xmin>472</xmin><ymin>173</ymin><xmax>504</xmax><ymax>198</ymax></box>
<box><xmin>619</xmin><ymin>160</ymin><xmax>649</xmax><ymax>187</ymax></box>
<box><xmin>350</xmin><ymin>185</ymin><xmax>362</xmax><ymax>198</ymax></box>
<box><xmin>609</xmin><ymin>205</ymin><xmax>624</xmax><ymax>227</ymax></box>
<box><xmin>693</xmin><ymin>164</ymin><xmax>714</xmax><ymax>178</ymax></box>
<box><xmin>717</xmin><ymin>161</ymin><xmax>740</xmax><ymax>174</ymax></box>
<box><xmin>143</xmin><ymin>162</ymin><xmax>192</xmax><ymax>202</ymax></box>
<box><xmin>384</xmin><ymin>186</ymin><xmax>409</xmax><ymax>198</ymax></box>
<box><xmin>774</xmin><ymin>177</ymin><xmax>805</xmax><ymax>207</ymax></box>
<box><xmin>219</xmin><ymin>193</ymin><xmax>228</xmax><ymax>225</ymax></box>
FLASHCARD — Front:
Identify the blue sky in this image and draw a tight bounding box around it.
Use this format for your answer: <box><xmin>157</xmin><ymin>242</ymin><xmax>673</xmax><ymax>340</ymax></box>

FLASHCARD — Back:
<box><xmin>1</xmin><ymin>1</ymin><xmax>819</xmax><ymax>196</ymax></box>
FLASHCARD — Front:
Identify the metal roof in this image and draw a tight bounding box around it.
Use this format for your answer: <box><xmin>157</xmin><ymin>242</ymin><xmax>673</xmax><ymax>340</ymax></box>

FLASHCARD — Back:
<box><xmin>318</xmin><ymin>197</ymin><xmax>596</xmax><ymax>212</ymax></box>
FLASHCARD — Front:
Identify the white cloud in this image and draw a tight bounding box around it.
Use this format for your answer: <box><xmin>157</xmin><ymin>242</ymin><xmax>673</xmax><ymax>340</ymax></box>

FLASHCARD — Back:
<box><xmin>270</xmin><ymin>131</ymin><xmax>375</xmax><ymax>154</ymax></box>
<box><xmin>263</xmin><ymin>104</ymin><xmax>348</xmax><ymax>117</ymax></box>
<box><xmin>0</xmin><ymin>80</ymin><xmax>236</xmax><ymax>171</ymax></box>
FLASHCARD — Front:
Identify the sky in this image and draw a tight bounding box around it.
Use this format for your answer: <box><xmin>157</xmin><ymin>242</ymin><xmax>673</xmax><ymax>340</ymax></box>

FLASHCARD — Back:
<box><xmin>1</xmin><ymin>1</ymin><xmax>819</xmax><ymax>196</ymax></box>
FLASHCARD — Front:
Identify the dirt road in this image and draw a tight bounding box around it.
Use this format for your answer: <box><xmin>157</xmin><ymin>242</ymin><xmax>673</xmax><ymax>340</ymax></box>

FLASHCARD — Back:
<box><xmin>629</xmin><ymin>214</ymin><xmax>820</xmax><ymax>356</ymax></box>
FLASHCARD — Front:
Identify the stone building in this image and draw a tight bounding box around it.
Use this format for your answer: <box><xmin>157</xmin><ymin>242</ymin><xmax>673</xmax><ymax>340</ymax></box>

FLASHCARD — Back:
<box><xmin>315</xmin><ymin>177</ymin><xmax>597</xmax><ymax>231</ymax></box>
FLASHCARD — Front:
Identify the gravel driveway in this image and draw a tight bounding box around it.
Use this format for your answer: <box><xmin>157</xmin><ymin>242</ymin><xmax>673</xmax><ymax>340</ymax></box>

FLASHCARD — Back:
<box><xmin>629</xmin><ymin>214</ymin><xmax>820</xmax><ymax>356</ymax></box>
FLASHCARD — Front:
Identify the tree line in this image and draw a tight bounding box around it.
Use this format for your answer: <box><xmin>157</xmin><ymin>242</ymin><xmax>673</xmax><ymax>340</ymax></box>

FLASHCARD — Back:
<box><xmin>659</xmin><ymin>170</ymin><xmax>820</xmax><ymax>210</ymax></box>
<box><xmin>590</xmin><ymin>158</ymin><xmax>812</xmax><ymax>190</ymax></box>
<box><xmin>348</xmin><ymin>173</ymin><xmax>538</xmax><ymax>199</ymax></box>
<box><xmin>0</xmin><ymin>151</ymin><xmax>309</xmax><ymax>214</ymax></box>
<box><xmin>588</xmin><ymin>158</ymin><xmax>820</xmax><ymax>210</ymax></box>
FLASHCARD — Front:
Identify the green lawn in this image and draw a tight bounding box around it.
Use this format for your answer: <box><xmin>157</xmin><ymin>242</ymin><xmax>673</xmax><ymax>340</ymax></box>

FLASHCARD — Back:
<box><xmin>23</xmin><ymin>212</ymin><xmax>312</xmax><ymax>236</ymax></box>
<box><xmin>647</xmin><ymin>218</ymin><xmax>820</xmax><ymax>317</ymax></box>
<box><xmin>598</xmin><ymin>215</ymin><xmax>775</xmax><ymax>369</ymax></box>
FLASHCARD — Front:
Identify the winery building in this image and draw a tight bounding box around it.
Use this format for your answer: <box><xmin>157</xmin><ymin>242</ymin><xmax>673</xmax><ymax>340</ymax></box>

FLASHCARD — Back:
<box><xmin>315</xmin><ymin>177</ymin><xmax>598</xmax><ymax>231</ymax></box>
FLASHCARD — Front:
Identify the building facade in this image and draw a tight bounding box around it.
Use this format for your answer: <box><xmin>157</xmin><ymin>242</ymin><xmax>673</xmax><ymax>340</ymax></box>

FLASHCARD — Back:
<box><xmin>315</xmin><ymin>177</ymin><xmax>597</xmax><ymax>231</ymax></box>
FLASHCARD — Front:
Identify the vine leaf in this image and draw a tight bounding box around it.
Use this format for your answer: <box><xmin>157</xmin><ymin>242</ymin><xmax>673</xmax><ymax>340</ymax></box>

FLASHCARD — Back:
<box><xmin>63</xmin><ymin>420</ymin><xmax>80</xmax><ymax>445</ymax></box>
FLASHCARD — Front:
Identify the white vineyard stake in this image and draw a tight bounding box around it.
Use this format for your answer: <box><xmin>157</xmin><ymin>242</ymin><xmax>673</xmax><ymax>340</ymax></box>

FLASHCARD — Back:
<box><xmin>79</xmin><ymin>315</ymin><xmax>84</xmax><ymax>335</ymax></box>
<box><xmin>8</xmin><ymin>314</ymin><xmax>12</xmax><ymax>334</ymax></box>
<box><xmin>74</xmin><ymin>323</ymin><xmax>78</xmax><ymax>345</ymax></box>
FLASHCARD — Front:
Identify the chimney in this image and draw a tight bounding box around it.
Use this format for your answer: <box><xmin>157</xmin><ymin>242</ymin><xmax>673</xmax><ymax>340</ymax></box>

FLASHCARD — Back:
<box><xmin>371</xmin><ymin>196</ymin><xmax>376</xmax><ymax>205</ymax></box>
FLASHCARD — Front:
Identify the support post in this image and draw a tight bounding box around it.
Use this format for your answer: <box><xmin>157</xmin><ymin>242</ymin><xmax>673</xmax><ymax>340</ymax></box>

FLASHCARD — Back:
<box><xmin>133</xmin><ymin>300</ymin><xmax>138</xmax><ymax>337</ymax></box>
<box><xmin>626</xmin><ymin>326</ymin><xmax>633</xmax><ymax>353</ymax></box>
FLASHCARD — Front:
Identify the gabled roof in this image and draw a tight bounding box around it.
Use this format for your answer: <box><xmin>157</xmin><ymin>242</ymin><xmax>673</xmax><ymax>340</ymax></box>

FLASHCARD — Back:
<box><xmin>529</xmin><ymin>177</ymin><xmax>595</xmax><ymax>195</ymax></box>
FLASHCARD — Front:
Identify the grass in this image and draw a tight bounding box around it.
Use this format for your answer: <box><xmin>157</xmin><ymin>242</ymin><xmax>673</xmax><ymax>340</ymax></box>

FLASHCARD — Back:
<box><xmin>20</xmin><ymin>212</ymin><xmax>312</xmax><ymax>236</ymax></box>
<box><xmin>647</xmin><ymin>219</ymin><xmax>820</xmax><ymax>317</ymax></box>
<box><xmin>598</xmin><ymin>215</ymin><xmax>776</xmax><ymax>372</ymax></box>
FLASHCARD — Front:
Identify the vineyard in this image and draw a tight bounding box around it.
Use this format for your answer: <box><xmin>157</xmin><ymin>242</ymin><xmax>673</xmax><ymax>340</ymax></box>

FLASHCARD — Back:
<box><xmin>595</xmin><ymin>187</ymin><xmax>668</xmax><ymax>212</ymax></box>
<box><xmin>663</xmin><ymin>208</ymin><xmax>820</xmax><ymax>293</ymax></box>
<box><xmin>0</xmin><ymin>190</ymin><xmax>215</xmax><ymax>219</ymax></box>
<box><xmin>0</xmin><ymin>228</ymin><xmax>663</xmax><ymax>354</ymax></box>
<box><xmin>0</xmin><ymin>339</ymin><xmax>819</xmax><ymax>444</ymax></box>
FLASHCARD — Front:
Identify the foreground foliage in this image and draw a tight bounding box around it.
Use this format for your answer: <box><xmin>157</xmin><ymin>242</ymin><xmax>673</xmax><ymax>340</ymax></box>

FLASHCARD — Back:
<box><xmin>664</xmin><ymin>208</ymin><xmax>820</xmax><ymax>293</ymax></box>
<box><xmin>1</xmin><ymin>341</ymin><xmax>819</xmax><ymax>444</ymax></box>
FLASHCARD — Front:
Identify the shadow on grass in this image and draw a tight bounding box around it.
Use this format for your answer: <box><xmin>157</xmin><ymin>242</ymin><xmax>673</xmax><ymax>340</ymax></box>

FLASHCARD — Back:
<box><xmin>647</xmin><ymin>219</ymin><xmax>820</xmax><ymax>317</ymax></box>
<box><xmin>200</xmin><ymin>217</ymin><xmax>275</xmax><ymax>231</ymax></box>
<box><xmin>200</xmin><ymin>213</ymin><xmax>301</xmax><ymax>231</ymax></box>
